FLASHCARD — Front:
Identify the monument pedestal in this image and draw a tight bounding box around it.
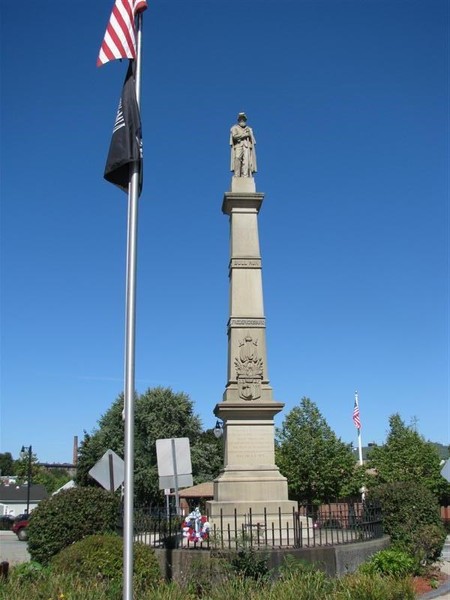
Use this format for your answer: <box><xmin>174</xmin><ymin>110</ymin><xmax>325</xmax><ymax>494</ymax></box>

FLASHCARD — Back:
<box><xmin>207</xmin><ymin>173</ymin><xmax>298</xmax><ymax>536</ymax></box>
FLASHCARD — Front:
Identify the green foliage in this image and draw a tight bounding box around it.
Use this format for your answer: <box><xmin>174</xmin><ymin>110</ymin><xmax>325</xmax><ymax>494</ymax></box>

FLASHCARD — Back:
<box><xmin>276</xmin><ymin>397</ymin><xmax>356</xmax><ymax>504</ymax></box>
<box><xmin>76</xmin><ymin>387</ymin><xmax>223</xmax><ymax>505</ymax></box>
<box><xmin>27</xmin><ymin>486</ymin><xmax>120</xmax><ymax>564</ymax></box>
<box><xmin>9</xmin><ymin>449</ymin><xmax>71</xmax><ymax>494</ymax></box>
<box><xmin>279</xmin><ymin>554</ymin><xmax>322</xmax><ymax>577</ymax></box>
<box><xmin>409</xmin><ymin>523</ymin><xmax>448</xmax><ymax>564</ymax></box>
<box><xmin>8</xmin><ymin>561</ymin><xmax>50</xmax><ymax>584</ymax></box>
<box><xmin>367</xmin><ymin>414</ymin><xmax>448</xmax><ymax>500</ymax></box>
<box><xmin>333</xmin><ymin>572</ymin><xmax>415</xmax><ymax>600</ymax></box>
<box><xmin>0</xmin><ymin>564</ymin><xmax>417</xmax><ymax>600</ymax></box>
<box><xmin>230</xmin><ymin>547</ymin><xmax>270</xmax><ymax>581</ymax></box>
<box><xmin>369</xmin><ymin>481</ymin><xmax>446</xmax><ymax>563</ymax></box>
<box><xmin>0</xmin><ymin>571</ymin><xmax>125</xmax><ymax>600</ymax></box>
<box><xmin>190</xmin><ymin>428</ymin><xmax>224</xmax><ymax>485</ymax></box>
<box><xmin>0</xmin><ymin>452</ymin><xmax>14</xmax><ymax>476</ymax></box>
<box><xmin>273</xmin><ymin>569</ymin><xmax>334</xmax><ymax>599</ymax></box>
<box><xmin>179</xmin><ymin>554</ymin><xmax>229</xmax><ymax>597</ymax></box>
<box><xmin>51</xmin><ymin>534</ymin><xmax>161</xmax><ymax>588</ymax></box>
<box><xmin>430</xmin><ymin>442</ymin><xmax>450</xmax><ymax>460</ymax></box>
<box><xmin>359</xmin><ymin>549</ymin><xmax>416</xmax><ymax>577</ymax></box>
<box><xmin>33</xmin><ymin>467</ymin><xmax>72</xmax><ymax>495</ymax></box>
<box><xmin>14</xmin><ymin>450</ymin><xmax>40</xmax><ymax>484</ymax></box>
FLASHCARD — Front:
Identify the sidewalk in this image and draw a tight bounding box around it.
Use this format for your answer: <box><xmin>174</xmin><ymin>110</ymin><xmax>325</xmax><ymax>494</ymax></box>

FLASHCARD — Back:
<box><xmin>418</xmin><ymin>535</ymin><xmax>450</xmax><ymax>599</ymax></box>
<box><xmin>0</xmin><ymin>530</ymin><xmax>30</xmax><ymax>566</ymax></box>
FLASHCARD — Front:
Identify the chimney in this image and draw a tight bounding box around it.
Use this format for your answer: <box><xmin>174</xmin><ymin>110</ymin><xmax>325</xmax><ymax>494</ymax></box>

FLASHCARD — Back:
<box><xmin>72</xmin><ymin>436</ymin><xmax>78</xmax><ymax>465</ymax></box>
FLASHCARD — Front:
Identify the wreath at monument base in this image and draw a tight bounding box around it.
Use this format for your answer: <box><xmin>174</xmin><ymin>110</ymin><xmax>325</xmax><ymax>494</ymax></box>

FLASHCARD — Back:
<box><xmin>182</xmin><ymin>507</ymin><xmax>210</xmax><ymax>542</ymax></box>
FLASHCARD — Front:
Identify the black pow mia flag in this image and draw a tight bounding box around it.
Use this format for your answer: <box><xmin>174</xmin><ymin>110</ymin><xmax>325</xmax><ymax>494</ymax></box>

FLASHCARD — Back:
<box><xmin>104</xmin><ymin>60</ymin><xmax>143</xmax><ymax>196</ymax></box>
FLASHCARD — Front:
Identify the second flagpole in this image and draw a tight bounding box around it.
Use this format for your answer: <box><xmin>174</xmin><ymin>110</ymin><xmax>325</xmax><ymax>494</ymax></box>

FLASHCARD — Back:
<box><xmin>355</xmin><ymin>391</ymin><xmax>366</xmax><ymax>503</ymax></box>
<box><xmin>123</xmin><ymin>13</ymin><xmax>143</xmax><ymax>600</ymax></box>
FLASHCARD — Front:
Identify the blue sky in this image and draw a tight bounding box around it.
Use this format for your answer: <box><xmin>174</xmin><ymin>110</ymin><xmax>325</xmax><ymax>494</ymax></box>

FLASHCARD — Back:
<box><xmin>1</xmin><ymin>0</ymin><xmax>448</xmax><ymax>464</ymax></box>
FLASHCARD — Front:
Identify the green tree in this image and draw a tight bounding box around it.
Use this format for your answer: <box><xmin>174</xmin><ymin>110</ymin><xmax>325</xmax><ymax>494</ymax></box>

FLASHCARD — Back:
<box><xmin>191</xmin><ymin>428</ymin><xmax>224</xmax><ymax>483</ymax></box>
<box><xmin>76</xmin><ymin>387</ymin><xmax>223</xmax><ymax>505</ymax></box>
<box><xmin>15</xmin><ymin>449</ymin><xmax>40</xmax><ymax>483</ymax></box>
<box><xmin>276</xmin><ymin>397</ymin><xmax>356</xmax><ymax>506</ymax></box>
<box><xmin>366</xmin><ymin>414</ymin><xmax>449</xmax><ymax>500</ymax></box>
<box><xmin>33</xmin><ymin>467</ymin><xmax>71</xmax><ymax>495</ymax></box>
<box><xmin>15</xmin><ymin>450</ymin><xmax>71</xmax><ymax>494</ymax></box>
<box><xmin>0</xmin><ymin>452</ymin><xmax>15</xmax><ymax>476</ymax></box>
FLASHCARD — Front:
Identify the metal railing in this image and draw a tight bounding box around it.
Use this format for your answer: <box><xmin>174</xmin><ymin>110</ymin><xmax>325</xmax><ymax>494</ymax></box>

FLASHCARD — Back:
<box><xmin>133</xmin><ymin>501</ymin><xmax>383</xmax><ymax>550</ymax></box>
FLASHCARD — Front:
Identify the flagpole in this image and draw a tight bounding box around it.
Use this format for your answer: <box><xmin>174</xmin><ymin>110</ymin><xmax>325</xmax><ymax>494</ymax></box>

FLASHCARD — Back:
<box><xmin>354</xmin><ymin>390</ymin><xmax>366</xmax><ymax>503</ymax></box>
<box><xmin>355</xmin><ymin>391</ymin><xmax>363</xmax><ymax>467</ymax></box>
<box><xmin>123</xmin><ymin>13</ymin><xmax>143</xmax><ymax>600</ymax></box>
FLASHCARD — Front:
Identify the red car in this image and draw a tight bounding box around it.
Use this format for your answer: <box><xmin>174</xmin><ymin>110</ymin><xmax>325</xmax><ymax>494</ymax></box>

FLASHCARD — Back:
<box><xmin>12</xmin><ymin>518</ymin><xmax>29</xmax><ymax>541</ymax></box>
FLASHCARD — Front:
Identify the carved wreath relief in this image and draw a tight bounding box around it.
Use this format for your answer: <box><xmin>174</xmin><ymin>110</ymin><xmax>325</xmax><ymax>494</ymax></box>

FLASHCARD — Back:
<box><xmin>235</xmin><ymin>333</ymin><xmax>263</xmax><ymax>401</ymax></box>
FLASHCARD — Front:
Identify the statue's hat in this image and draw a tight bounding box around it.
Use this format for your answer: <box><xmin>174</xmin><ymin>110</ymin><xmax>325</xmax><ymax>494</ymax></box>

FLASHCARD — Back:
<box><xmin>237</xmin><ymin>112</ymin><xmax>247</xmax><ymax>121</ymax></box>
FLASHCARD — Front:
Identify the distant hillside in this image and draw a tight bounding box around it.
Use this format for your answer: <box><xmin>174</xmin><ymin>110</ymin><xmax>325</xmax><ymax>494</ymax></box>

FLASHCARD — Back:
<box><xmin>359</xmin><ymin>441</ymin><xmax>449</xmax><ymax>462</ymax></box>
<box><xmin>430</xmin><ymin>442</ymin><xmax>450</xmax><ymax>460</ymax></box>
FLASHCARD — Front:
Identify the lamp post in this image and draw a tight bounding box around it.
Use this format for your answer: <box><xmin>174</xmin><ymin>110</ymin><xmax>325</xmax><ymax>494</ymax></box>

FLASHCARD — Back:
<box><xmin>213</xmin><ymin>420</ymin><xmax>223</xmax><ymax>439</ymax></box>
<box><xmin>20</xmin><ymin>445</ymin><xmax>32</xmax><ymax>515</ymax></box>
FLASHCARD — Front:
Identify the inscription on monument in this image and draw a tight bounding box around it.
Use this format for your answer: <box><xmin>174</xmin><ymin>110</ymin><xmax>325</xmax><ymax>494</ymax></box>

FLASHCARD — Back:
<box><xmin>229</xmin><ymin>318</ymin><xmax>265</xmax><ymax>328</ymax></box>
<box><xmin>230</xmin><ymin>258</ymin><xmax>261</xmax><ymax>269</ymax></box>
<box><xmin>228</xmin><ymin>426</ymin><xmax>274</xmax><ymax>465</ymax></box>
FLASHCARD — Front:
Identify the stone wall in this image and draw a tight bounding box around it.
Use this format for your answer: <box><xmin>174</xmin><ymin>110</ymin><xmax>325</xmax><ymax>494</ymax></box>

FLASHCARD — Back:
<box><xmin>154</xmin><ymin>535</ymin><xmax>390</xmax><ymax>583</ymax></box>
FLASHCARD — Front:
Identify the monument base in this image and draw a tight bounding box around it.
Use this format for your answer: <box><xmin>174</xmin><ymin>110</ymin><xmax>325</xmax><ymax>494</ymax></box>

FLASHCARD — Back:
<box><xmin>206</xmin><ymin>498</ymin><xmax>302</xmax><ymax>546</ymax></box>
<box><xmin>230</xmin><ymin>176</ymin><xmax>256</xmax><ymax>193</ymax></box>
<box><xmin>207</xmin><ymin>499</ymin><xmax>298</xmax><ymax>523</ymax></box>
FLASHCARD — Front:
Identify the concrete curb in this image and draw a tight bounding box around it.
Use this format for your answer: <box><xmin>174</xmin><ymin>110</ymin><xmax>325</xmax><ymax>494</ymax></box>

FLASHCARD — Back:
<box><xmin>418</xmin><ymin>537</ymin><xmax>450</xmax><ymax>599</ymax></box>
<box><xmin>417</xmin><ymin>578</ymin><xmax>450</xmax><ymax>600</ymax></box>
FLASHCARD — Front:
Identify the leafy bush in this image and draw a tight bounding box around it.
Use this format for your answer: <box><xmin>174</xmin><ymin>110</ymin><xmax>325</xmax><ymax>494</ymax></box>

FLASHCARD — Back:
<box><xmin>409</xmin><ymin>523</ymin><xmax>447</xmax><ymax>564</ymax></box>
<box><xmin>333</xmin><ymin>572</ymin><xmax>415</xmax><ymax>600</ymax></box>
<box><xmin>279</xmin><ymin>554</ymin><xmax>321</xmax><ymax>578</ymax></box>
<box><xmin>0</xmin><ymin>567</ymin><xmax>416</xmax><ymax>600</ymax></box>
<box><xmin>229</xmin><ymin>547</ymin><xmax>270</xmax><ymax>581</ymax></box>
<box><xmin>8</xmin><ymin>561</ymin><xmax>50</xmax><ymax>584</ymax></box>
<box><xmin>27</xmin><ymin>487</ymin><xmax>120</xmax><ymax>564</ymax></box>
<box><xmin>369</xmin><ymin>482</ymin><xmax>446</xmax><ymax>562</ymax></box>
<box><xmin>51</xmin><ymin>534</ymin><xmax>160</xmax><ymax>588</ymax></box>
<box><xmin>272</xmin><ymin>569</ymin><xmax>333</xmax><ymax>599</ymax></box>
<box><xmin>359</xmin><ymin>549</ymin><xmax>416</xmax><ymax>577</ymax></box>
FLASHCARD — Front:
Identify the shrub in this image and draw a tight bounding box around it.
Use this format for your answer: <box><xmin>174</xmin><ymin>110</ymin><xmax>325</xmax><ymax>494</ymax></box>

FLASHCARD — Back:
<box><xmin>8</xmin><ymin>561</ymin><xmax>50</xmax><ymax>584</ymax></box>
<box><xmin>229</xmin><ymin>547</ymin><xmax>270</xmax><ymax>581</ymax></box>
<box><xmin>51</xmin><ymin>534</ymin><xmax>160</xmax><ymax>588</ymax></box>
<box><xmin>27</xmin><ymin>487</ymin><xmax>120</xmax><ymax>564</ymax></box>
<box><xmin>359</xmin><ymin>549</ymin><xmax>416</xmax><ymax>577</ymax></box>
<box><xmin>369</xmin><ymin>482</ymin><xmax>446</xmax><ymax>562</ymax></box>
<box><xmin>278</xmin><ymin>554</ymin><xmax>323</xmax><ymax>579</ymax></box>
<box><xmin>273</xmin><ymin>568</ymin><xmax>333</xmax><ymax>599</ymax></box>
<box><xmin>409</xmin><ymin>523</ymin><xmax>447</xmax><ymax>564</ymax></box>
<box><xmin>334</xmin><ymin>572</ymin><xmax>415</xmax><ymax>600</ymax></box>
<box><xmin>0</xmin><ymin>568</ymin><xmax>417</xmax><ymax>600</ymax></box>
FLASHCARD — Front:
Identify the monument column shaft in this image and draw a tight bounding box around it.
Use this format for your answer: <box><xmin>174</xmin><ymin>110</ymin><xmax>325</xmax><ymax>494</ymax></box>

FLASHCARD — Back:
<box><xmin>206</xmin><ymin>117</ymin><xmax>297</xmax><ymax>528</ymax></box>
<box><xmin>229</xmin><ymin>208</ymin><xmax>264</xmax><ymax>315</ymax></box>
<box><xmin>222</xmin><ymin>193</ymin><xmax>272</xmax><ymax>401</ymax></box>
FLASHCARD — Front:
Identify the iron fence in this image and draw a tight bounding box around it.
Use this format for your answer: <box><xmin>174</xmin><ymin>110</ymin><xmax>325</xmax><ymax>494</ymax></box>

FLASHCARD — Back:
<box><xmin>133</xmin><ymin>501</ymin><xmax>383</xmax><ymax>550</ymax></box>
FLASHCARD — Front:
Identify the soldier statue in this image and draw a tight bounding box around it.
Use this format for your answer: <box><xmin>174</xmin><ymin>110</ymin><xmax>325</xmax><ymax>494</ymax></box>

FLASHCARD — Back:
<box><xmin>230</xmin><ymin>112</ymin><xmax>257</xmax><ymax>177</ymax></box>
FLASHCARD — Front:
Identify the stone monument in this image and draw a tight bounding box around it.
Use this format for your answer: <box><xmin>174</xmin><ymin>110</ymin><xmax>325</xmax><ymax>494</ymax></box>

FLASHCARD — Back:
<box><xmin>207</xmin><ymin>113</ymin><xmax>297</xmax><ymax>532</ymax></box>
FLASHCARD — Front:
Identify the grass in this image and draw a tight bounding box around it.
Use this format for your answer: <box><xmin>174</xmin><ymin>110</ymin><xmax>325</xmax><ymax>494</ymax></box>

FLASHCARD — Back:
<box><xmin>0</xmin><ymin>564</ymin><xmax>416</xmax><ymax>600</ymax></box>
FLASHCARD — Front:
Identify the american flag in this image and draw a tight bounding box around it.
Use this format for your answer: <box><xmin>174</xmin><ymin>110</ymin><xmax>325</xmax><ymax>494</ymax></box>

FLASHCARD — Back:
<box><xmin>97</xmin><ymin>0</ymin><xmax>148</xmax><ymax>67</ymax></box>
<box><xmin>353</xmin><ymin>394</ymin><xmax>361</xmax><ymax>429</ymax></box>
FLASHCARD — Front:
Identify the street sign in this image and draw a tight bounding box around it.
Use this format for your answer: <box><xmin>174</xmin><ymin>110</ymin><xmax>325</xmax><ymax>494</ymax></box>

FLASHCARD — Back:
<box><xmin>89</xmin><ymin>449</ymin><xmax>125</xmax><ymax>492</ymax></box>
<box><xmin>156</xmin><ymin>437</ymin><xmax>193</xmax><ymax>490</ymax></box>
